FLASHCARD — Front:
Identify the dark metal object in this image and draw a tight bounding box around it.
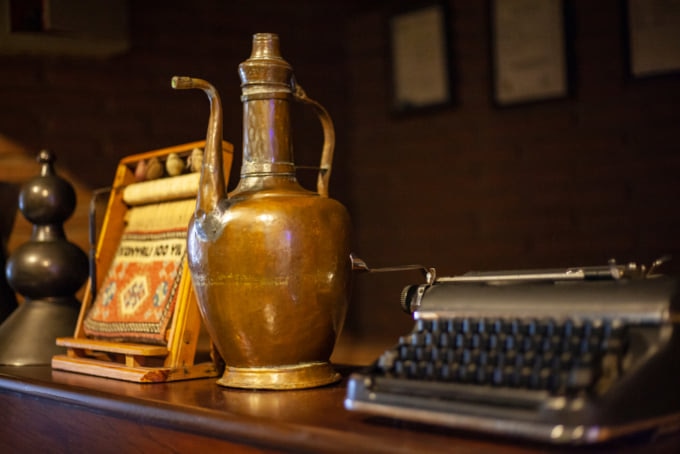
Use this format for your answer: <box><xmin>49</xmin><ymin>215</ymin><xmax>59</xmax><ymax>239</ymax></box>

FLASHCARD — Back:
<box><xmin>87</xmin><ymin>186</ymin><xmax>112</xmax><ymax>304</ymax></box>
<box><xmin>0</xmin><ymin>150</ymin><xmax>88</xmax><ymax>365</ymax></box>
<box><xmin>0</xmin><ymin>182</ymin><xmax>19</xmax><ymax>322</ymax></box>
<box><xmin>346</xmin><ymin>271</ymin><xmax>680</xmax><ymax>445</ymax></box>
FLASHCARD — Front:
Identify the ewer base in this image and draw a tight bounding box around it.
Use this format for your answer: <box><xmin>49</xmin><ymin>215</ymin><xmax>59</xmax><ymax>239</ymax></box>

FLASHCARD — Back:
<box><xmin>217</xmin><ymin>361</ymin><xmax>341</xmax><ymax>390</ymax></box>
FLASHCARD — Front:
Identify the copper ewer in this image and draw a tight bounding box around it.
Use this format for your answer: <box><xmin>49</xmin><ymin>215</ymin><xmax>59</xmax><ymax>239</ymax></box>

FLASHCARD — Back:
<box><xmin>172</xmin><ymin>33</ymin><xmax>352</xmax><ymax>389</ymax></box>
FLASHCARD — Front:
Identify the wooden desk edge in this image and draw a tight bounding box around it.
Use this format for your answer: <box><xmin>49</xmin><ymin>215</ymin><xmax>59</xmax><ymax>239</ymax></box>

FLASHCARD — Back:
<box><xmin>0</xmin><ymin>366</ymin><xmax>399</xmax><ymax>453</ymax></box>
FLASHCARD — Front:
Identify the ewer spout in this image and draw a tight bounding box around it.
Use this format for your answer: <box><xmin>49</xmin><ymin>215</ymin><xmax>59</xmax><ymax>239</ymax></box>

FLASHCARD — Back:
<box><xmin>170</xmin><ymin>76</ymin><xmax>226</xmax><ymax>215</ymax></box>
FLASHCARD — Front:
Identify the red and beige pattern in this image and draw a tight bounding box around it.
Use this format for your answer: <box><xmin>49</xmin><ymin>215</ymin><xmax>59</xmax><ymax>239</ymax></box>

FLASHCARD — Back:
<box><xmin>83</xmin><ymin>199</ymin><xmax>195</xmax><ymax>345</ymax></box>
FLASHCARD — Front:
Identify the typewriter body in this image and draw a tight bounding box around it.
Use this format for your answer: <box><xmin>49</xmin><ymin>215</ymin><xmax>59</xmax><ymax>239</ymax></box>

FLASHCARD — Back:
<box><xmin>345</xmin><ymin>263</ymin><xmax>680</xmax><ymax>444</ymax></box>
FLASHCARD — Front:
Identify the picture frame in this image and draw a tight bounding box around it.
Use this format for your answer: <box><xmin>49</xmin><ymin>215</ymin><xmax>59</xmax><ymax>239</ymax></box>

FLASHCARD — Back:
<box><xmin>624</xmin><ymin>0</ymin><xmax>680</xmax><ymax>78</ymax></box>
<box><xmin>491</xmin><ymin>0</ymin><xmax>569</xmax><ymax>106</ymax></box>
<box><xmin>388</xmin><ymin>1</ymin><xmax>454</xmax><ymax>113</ymax></box>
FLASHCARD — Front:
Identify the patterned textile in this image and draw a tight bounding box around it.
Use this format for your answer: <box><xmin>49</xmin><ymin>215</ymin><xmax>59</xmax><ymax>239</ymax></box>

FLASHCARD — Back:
<box><xmin>83</xmin><ymin>229</ymin><xmax>186</xmax><ymax>344</ymax></box>
<box><xmin>83</xmin><ymin>199</ymin><xmax>194</xmax><ymax>345</ymax></box>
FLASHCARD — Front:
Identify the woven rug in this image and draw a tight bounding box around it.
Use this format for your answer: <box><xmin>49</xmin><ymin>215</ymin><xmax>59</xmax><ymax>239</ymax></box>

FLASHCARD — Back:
<box><xmin>83</xmin><ymin>199</ymin><xmax>195</xmax><ymax>345</ymax></box>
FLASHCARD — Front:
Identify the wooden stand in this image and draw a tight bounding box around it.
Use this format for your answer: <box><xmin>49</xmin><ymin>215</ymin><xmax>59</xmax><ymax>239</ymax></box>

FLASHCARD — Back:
<box><xmin>52</xmin><ymin>140</ymin><xmax>233</xmax><ymax>382</ymax></box>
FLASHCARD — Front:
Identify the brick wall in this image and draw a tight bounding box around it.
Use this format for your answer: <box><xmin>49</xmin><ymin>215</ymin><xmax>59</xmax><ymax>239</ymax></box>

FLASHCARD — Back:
<box><xmin>1</xmin><ymin>1</ymin><xmax>679</xmax><ymax>351</ymax></box>
<box><xmin>0</xmin><ymin>0</ymin><xmax>350</xmax><ymax>267</ymax></box>
<box><xmin>344</xmin><ymin>0</ymin><xmax>680</xmax><ymax>343</ymax></box>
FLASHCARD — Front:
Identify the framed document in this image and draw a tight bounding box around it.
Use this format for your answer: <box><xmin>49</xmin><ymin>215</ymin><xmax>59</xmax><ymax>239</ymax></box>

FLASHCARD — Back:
<box><xmin>389</xmin><ymin>1</ymin><xmax>454</xmax><ymax>112</ymax></box>
<box><xmin>626</xmin><ymin>0</ymin><xmax>680</xmax><ymax>78</ymax></box>
<box><xmin>491</xmin><ymin>0</ymin><xmax>569</xmax><ymax>106</ymax></box>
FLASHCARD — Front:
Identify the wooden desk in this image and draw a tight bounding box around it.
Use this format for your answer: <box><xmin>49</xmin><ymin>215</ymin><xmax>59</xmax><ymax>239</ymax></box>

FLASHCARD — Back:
<box><xmin>1</xmin><ymin>365</ymin><xmax>679</xmax><ymax>453</ymax></box>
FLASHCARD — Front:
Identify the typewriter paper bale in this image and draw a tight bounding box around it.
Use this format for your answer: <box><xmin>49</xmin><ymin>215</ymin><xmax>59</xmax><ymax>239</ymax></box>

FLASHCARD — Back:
<box><xmin>83</xmin><ymin>199</ymin><xmax>195</xmax><ymax>345</ymax></box>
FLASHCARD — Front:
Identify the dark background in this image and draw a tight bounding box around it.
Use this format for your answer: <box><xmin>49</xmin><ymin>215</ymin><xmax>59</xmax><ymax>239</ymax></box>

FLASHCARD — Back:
<box><xmin>1</xmin><ymin>0</ymin><xmax>679</xmax><ymax>352</ymax></box>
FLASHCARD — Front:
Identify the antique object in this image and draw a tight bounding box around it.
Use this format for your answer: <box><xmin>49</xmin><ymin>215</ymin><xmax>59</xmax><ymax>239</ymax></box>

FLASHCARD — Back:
<box><xmin>346</xmin><ymin>260</ymin><xmax>680</xmax><ymax>444</ymax></box>
<box><xmin>52</xmin><ymin>141</ymin><xmax>232</xmax><ymax>382</ymax></box>
<box><xmin>0</xmin><ymin>150</ymin><xmax>88</xmax><ymax>365</ymax></box>
<box><xmin>172</xmin><ymin>32</ymin><xmax>352</xmax><ymax>389</ymax></box>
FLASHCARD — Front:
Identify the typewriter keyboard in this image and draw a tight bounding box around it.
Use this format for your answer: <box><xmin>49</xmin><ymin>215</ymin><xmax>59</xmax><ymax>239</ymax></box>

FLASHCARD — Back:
<box><xmin>375</xmin><ymin>317</ymin><xmax>629</xmax><ymax>395</ymax></box>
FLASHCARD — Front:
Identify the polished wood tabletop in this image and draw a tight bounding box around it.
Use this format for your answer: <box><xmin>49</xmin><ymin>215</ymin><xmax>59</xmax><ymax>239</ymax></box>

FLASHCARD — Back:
<box><xmin>1</xmin><ymin>364</ymin><xmax>680</xmax><ymax>453</ymax></box>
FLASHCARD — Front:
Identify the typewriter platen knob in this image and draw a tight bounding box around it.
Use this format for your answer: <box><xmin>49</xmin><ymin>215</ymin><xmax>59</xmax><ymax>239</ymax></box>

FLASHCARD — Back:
<box><xmin>400</xmin><ymin>284</ymin><xmax>427</xmax><ymax>314</ymax></box>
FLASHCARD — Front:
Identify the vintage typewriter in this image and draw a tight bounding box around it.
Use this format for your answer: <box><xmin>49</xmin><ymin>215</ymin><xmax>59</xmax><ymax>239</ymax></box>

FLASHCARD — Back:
<box><xmin>345</xmin><ymin>258</ymin><xmax>680</xmax><ymax>444</ymax></box>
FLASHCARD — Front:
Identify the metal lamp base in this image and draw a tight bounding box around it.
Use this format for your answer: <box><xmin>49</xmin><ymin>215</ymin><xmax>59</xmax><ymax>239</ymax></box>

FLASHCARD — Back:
<box><xmin>0</xmin><ymin>297</ymin><xmax>80</xmax><ymax>366</ymax></box>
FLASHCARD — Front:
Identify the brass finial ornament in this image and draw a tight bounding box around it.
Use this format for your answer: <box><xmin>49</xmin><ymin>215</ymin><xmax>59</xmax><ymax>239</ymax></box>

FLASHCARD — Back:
<box><xmin>172</xmin><ymin>33</ymin><xmax>352</xmax><ymax>389</ymax></box>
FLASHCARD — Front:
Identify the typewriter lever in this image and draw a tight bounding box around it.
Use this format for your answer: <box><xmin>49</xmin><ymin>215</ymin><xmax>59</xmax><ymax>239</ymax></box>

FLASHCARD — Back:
<box><xmin>350</xmin><ymin>254</ymin><xmax>436</xmax><ymax>285</ymax></box>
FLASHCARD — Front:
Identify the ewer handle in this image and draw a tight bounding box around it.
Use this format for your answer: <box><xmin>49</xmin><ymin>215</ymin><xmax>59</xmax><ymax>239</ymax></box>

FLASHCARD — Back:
<box><xmin>292</xmin><ymin>81</ymin><xmax>335</xmax><ymax>198</ymax></box>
